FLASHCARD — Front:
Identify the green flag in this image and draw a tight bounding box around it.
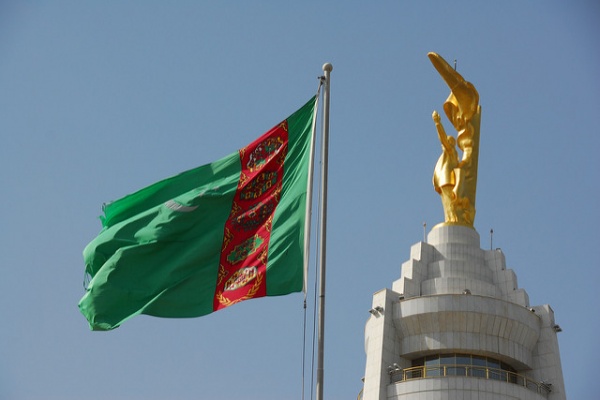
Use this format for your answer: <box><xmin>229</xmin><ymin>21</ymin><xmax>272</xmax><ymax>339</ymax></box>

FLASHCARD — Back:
<box><xmin>79</xmin><ymin>97</ymin><xmax>316</xmax><ymax>330</ymax></box>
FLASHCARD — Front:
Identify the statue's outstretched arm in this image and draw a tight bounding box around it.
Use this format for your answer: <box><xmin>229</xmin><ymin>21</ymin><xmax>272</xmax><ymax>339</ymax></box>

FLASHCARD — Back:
<box><xmin>432</xmin><ymin>110</ymin><xmax>452</xmax><ymax>151</ymax></box>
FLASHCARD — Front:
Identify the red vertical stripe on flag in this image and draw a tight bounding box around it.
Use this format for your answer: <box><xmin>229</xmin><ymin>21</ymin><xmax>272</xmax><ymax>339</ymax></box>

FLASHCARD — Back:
<box><xmin>213</xmin><ymin>121</ymin><xmax>289</xmax><ymax>310</ymax></box>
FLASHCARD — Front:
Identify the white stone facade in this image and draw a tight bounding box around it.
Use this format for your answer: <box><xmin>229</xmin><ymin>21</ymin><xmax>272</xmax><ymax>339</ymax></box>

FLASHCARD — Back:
<box><xmin>361</xmin><ymin>225</ymin><xmax>565</xmax><ymax>400</ymax></box>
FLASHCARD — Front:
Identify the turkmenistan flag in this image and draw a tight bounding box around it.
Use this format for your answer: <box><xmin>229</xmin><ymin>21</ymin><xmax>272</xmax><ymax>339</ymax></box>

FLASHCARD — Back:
<box><xmin>79</xmin><ymin>96</ymin><xmax>317</xmax><ymax>331</ymax></box>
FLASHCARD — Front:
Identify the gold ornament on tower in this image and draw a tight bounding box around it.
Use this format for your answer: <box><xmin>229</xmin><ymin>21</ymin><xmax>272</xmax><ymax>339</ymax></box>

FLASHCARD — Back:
<box><xmin>429</xmin><ymin>52</ymin><xmax>481</xmax><ymax>227</ymax></box>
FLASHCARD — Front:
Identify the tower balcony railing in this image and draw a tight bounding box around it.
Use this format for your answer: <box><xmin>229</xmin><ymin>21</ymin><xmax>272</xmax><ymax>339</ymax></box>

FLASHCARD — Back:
<box><xmin>389</xmin><ymin>365</ymin><xmax>552</xmax><ymax>396</ymax></box>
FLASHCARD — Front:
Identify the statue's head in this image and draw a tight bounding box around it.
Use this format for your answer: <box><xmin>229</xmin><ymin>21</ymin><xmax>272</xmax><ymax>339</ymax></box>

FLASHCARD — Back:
<box><xmin>443</xmin><ymin>84</ymin><xmax>479</xmax><ymax>127</ymax></box>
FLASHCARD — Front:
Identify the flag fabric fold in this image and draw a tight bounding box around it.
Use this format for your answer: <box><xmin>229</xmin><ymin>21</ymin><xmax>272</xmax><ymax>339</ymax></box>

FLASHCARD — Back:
<box><xmin>79</xmin><ymin>96</ymin><xmax>317</xmax><ymax>330</ymax></box>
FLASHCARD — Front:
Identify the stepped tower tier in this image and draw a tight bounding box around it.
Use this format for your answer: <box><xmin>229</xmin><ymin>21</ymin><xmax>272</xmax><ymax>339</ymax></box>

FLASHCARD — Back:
<box><xmin>361</xmin><ymin>225</ymin><xmax>565</xmax><ymax>400</ymax></box>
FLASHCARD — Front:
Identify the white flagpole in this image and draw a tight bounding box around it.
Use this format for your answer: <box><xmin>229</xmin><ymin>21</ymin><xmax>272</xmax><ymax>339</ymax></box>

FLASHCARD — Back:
<box><xmin>316</xmin><ymin>62</ymin><xmax>332</xmax><ymax>400</ymax></box>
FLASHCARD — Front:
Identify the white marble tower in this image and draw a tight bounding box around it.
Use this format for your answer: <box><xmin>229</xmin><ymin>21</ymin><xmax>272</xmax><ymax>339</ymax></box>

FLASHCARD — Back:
<box><xmin>360</xmin><ymin>224</ymin><xmax>566</xmax><ymax>400</ymax></box>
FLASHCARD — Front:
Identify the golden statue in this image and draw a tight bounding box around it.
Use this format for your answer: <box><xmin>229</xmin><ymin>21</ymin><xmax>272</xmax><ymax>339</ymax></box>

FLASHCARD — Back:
<box><xmin>429</xmin><ymin>52</ymin><xmax>481</xmax><ymax>227</ymax></box>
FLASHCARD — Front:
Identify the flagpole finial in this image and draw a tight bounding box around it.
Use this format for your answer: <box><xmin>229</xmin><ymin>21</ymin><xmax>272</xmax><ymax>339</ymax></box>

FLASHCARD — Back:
<box><xmin>322</xmin><ymin>63</ymin><xmax>333</xmax><ymax>72</ymax></box>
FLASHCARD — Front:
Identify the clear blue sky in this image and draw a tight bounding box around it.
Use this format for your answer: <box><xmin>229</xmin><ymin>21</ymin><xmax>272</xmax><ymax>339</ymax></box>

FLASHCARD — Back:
<box><xmin>1</xmin><ymin>2</ymin><xmax>598</xmax><ymax>399</ymax></box>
